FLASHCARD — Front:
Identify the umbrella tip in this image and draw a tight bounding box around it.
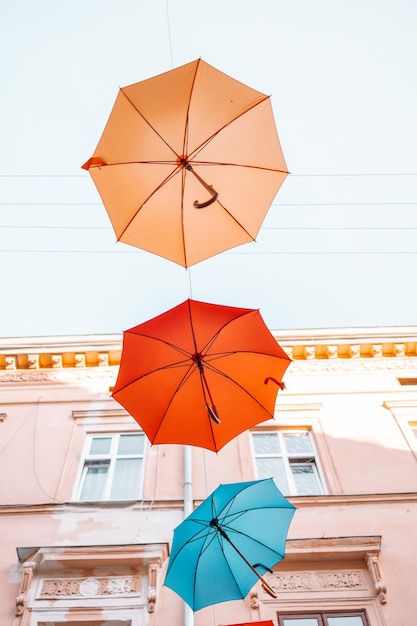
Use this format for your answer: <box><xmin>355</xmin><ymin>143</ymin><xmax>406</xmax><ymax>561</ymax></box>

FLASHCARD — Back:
<box><xmin>81</xmin><ymin>156</ymin><xmax>107</xmax><ymax>170</ymax></box>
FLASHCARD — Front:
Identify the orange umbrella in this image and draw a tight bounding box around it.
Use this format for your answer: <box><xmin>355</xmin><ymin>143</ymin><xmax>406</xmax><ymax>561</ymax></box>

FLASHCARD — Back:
<box><xmin>82</xmin><ymin>59</ymin><xmax>288</xmax><ymax>267</ymax></box>
<box><xmin>112</xmin><ymin>299</ymin><xmax>291</xmax><ymax>452</ymax></box>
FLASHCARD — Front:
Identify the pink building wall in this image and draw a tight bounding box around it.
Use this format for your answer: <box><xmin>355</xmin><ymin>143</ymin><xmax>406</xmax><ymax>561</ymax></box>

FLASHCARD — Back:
<box><xmin>0</xmin><ymin>328</ymin><xmax>416</xmax><ymax>625</ymax></box>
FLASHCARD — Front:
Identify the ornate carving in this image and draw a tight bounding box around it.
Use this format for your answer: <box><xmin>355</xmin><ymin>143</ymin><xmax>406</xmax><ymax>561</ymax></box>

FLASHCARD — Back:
<box><xmin>289</xmin><ymin>357</ymin><xmax>417</xmax><ymax>374</ymax></box>
<box><xmin>366</xmin><ymin>554</ymin><xmax>387</xmax><ymax>604</ymax></box>
<box><xmin>27</xmin><ymin>354</ymin><xmax>40</xmax><ymax>369</ymax></box>
<box><xmin>249</xmin><ymin>589</ymin><xmax>259</xmax><ymax>608</ymax></box>
<box><xmin>304</xmin><ymin>346</ymin><xmax>315</xmax><ymax>360</ymax></box>
<box><xmin>0</xmin><ymin>367</ymin><xmax>117</xmax><ymax>384</ymax></box>
<box><xmin>98</xmin><ymin>352</ymin><xmax>109</xmax><ymax>366</ymax></box>
<box><xmin>39</xmin><ymin>575</ymin><xmax>142</xmax><ymax>598</ymax></box>
<box><xmin>394</xmin><ymin>343</ymin><xmax>405</xmax><ymax>357</ymax></box>
<box><xmin>350</xmin><ymin>345</ymin><xmax>360</xmax><ymax>358</ymax></box>
<box><xmin>75</xmin><ymin>353</ymin><xmax>86</xmax><ymax>368</ymax></box>
<box><xmin>15</xmin><ymin>562</ymin><xmax>36</xmax><ymax>616</ymax></box>
<box><xmin>327</xmin><ymin>345</ymin><xmax>338</xmax><ymax>359</ymax></box>
<box><xmin>265</xmin><ymin>570</ymin><xmax>366</xmax><ymax>595</ymax></box>
<box><xmin>5</xmin><ymin>356</ymin><xmax>16</xmax><ymax>370</ymax></box>
<box><xmin>147</xmin><ymin>563</ymin><xmax>158</xmax><ymax>612</ymax></box>
<box><xmin>51</xmin><ymin>354</ymin><xmax>63</xmax><ymax>368</ymax></box>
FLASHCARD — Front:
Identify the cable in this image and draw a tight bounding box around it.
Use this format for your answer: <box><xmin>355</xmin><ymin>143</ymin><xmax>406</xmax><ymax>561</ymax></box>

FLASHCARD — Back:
<box><xmin>0</xmin><ymin>172</ymin><xmax>416</xmax><ymax>178</ymax></box>
<box><xmin>0</xmin><ymin>249</ymin><xmax>416</xmax><ymax>255</ymax></box>
<box><xmin>0</xmin><ymin>201</ymin><xmax>416</xmax><ymax>208</ymax></box>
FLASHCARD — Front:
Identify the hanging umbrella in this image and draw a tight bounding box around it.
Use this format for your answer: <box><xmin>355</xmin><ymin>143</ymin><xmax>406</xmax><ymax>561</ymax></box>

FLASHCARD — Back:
<box><xmin>82</xmin><ymin>58</ymin><xmax>288</xmax><ymax>267</ymax></box>
<box><xmin>112</xmin><ymin>299</ymin><xmax>291</xmax><ymax>452</ymax></box>
<box><xmin>164</xmin><ymin>478</ymin><xmax>296</xmax><ymax>611</ymax></box>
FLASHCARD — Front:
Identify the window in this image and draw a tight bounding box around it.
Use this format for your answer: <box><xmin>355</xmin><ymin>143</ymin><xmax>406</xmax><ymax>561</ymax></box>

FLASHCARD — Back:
<box><xmin>277</xmin><ymin>612</ymin><xmax>369</xmax><ymax>626</ymax></box>
<box><xmin>251</xmin><ymin>430</ymin><xmax>324</xmax><ymax>496</ymax></box>
<box><xmin>76</xmin><ymin>433</ymin><xmax>145</xmax><ymax>501</ymax></box>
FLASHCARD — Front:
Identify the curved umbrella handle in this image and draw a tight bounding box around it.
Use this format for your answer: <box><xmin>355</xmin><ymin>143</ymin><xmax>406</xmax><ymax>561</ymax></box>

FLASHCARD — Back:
<box><xmin>186</xmin><ymin>164</ymin><xmax>218</xmax><ymax>208</ymax></box>
<box><xmin>264</xmin><ymin>377</ymin><xmax>285</xmax><ymax>390</ymax></box>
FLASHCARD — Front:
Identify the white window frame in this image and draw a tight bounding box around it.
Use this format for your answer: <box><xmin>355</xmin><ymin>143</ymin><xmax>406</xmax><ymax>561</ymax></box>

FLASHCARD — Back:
<box><xmin>277</xmin><ymin>610</ymin><xmax>370</xmax><ymax>625</ymax></box>
<box><xmin>74</xmin><ymin>431</ymin><xmax>146</xmax><ymax>502</ymax></box>
<box><xmin>251</xmin><ymin>428</ymin><xmax>326</xmax><ymax>496</ymax></box>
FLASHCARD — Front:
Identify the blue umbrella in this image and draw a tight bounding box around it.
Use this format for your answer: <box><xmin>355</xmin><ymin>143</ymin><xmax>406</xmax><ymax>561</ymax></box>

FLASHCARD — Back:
<box><xmin>164</xmin><ymin>478</ymin><xmax>295</xmax><ymax>611</ymax></box>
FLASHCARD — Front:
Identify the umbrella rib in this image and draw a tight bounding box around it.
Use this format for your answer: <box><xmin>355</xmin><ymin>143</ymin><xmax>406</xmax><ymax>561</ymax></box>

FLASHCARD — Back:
<box><xmin>180</xmin><ymin>62</ymin><xmax>200</xmax><ymax>266</ymax></box>
<box><xmin>117</xmin><ymin>165</ymin><xmax>180</xmax><ymax>240</ymax></box>
<box><xmin>182</xmin><ymin>57</ymin><xmax>200</xmax><ymax>160</ymax></box>
<box><xmin>187</xmin><ymin>95</ymin><xmax>275</xmax><ymax>161</ymax></box>
<box><xmin>120</xmin><ymin>89</ymin><xmax>180</xmax><ymax>159</ymax></box>
<box><xmin>205</xmin><ymin>359</ymin><xmax>280</xmax><ymax>417</ymax></box>
<box><xmin>191</xmin><ymin>161</ymin><xmax>289</xmax><ymax>175</ymax></box>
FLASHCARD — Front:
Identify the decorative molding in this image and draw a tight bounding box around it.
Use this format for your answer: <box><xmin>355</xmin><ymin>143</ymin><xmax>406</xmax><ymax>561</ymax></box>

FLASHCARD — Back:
<box><xmin>148</xmin><ymin>563</ymin><xmax>158</xmax><ymax>613</ymax></box>
<box><xmin>366</xmin><ymin>553</ymin><xmax>387</xmax><ymax>604</ymax></box>
<box><xmin>72</xmin><ymin>408</ymin><xmax>130</xmax><ymax>421</ymax></box>
<box><xmin>15</xmin><ymin>561</ymin><xmax>36</xmax><ymax>617</ymax></box>
<box><xmin>250</xmin><ymin>536</ymin><xmax>386</xmax><ymax>608</ymax></box>
<box><xmin>27</xmin><ymin>354</ymin><xmax>39</xmax><ymax>369</ymax></box>
<box><xmin>5</xmin><ymin>356</ymin><xmax>16</xmax><ymax>370</ymax></box>
<box><xmin>288</xmin><ymin>356</ymin><xmax>417</xmax><ymax>374</ymax></box>
<box><xmin>1</xmin><ymin>355</ymin><xmax>415</xmax><ymax>382</ymax></box>
<box><xmin>1</xmin><ymin>328</ymin><xmax>416</xmax><ymax>376</ymax></box>
<box><xmin>39</xmin><ymin>575</ymin><xmax>142</xmax><ymax>598</ymax></box>
<box><xmin>0</xmin><ymin>413</ymin><xmax>6</xmax><ymax>422</ymax></box>
<box><xmin>0</xmin><ymin>367</ymin><xmax>117</xmax><ymax>384</ymax></box>
<box><xmin>268</xmin><ymin>569</ymin><xmax>366</xmax><ymax>593</ymax></box>
<box><xmin>15</xmin><ymin>544</ymin><xmax>169</xmax><ymax>619</ymax></box>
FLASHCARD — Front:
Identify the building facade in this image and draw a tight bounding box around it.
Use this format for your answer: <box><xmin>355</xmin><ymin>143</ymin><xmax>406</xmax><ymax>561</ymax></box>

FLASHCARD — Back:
<box><xmin>0</xmin><ymin>327</ymin><xmax>416</xmax><ymax>626</ymax></box>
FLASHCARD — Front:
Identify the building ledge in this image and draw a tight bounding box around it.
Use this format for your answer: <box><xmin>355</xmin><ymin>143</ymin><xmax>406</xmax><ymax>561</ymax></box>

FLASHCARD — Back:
<box><xmin>0</xmin><ymin>327</ymin><xmax>416</xmax><ymax>371</ymax></box>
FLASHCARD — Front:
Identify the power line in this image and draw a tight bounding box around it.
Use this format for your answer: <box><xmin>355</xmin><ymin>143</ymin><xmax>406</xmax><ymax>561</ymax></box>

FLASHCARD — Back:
<box><xmin>0</xmin><ymin>249</ymin><xmax>415</xmax><ymax>255</ymax></box>
<box><xmin>0</xmin><ymin>172</ymin><xmax>416</xmax><ymax>178</ymax></box>
<box><xmin>1</xmin><ymin>225</ymin><xmax>417</xmax><ymax>231</ymax></box>
<box><xmin>0</xmin><ymin>201</ymin><xmax>416</xmax><ymax>207</ymax></box>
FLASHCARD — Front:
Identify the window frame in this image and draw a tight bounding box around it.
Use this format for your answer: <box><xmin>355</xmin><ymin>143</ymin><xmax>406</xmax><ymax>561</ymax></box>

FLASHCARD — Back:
<box><xmin>250</xmin><ymin>428</ymin><xmax>326</xmax><ymax>496</ymax></box>
<box><xmin>74</xmin><ymin>431</ymin><xmax>146</xmax><ymax>502</ymax></box>
<box><xmin>277</xmin><ymin>610</ymin><xmax>370</xmax><ymax>626</ymax></box>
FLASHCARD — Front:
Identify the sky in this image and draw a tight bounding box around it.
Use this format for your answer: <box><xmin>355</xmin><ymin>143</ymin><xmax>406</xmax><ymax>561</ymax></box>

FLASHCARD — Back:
<box><xmin>1</xmin><ymin>0</ymin><xmax>416</xmax><ymax>338</ymax></box>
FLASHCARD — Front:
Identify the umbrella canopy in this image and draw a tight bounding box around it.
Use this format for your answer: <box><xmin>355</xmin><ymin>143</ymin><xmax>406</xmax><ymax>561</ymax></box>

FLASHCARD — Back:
<box><xmin>112</xmin><ymin>299</ymin><xmax>291</xmax><ymax>452</ymax></box>
<box><xmin>164</xmin><ymin>478</ymin><xmax>296</xmax><ymax>611</ymax></box>
<box><xmin>82</xmin><ymin>58</ymin><xmax>288</xmax><ymax>267</ymax></box>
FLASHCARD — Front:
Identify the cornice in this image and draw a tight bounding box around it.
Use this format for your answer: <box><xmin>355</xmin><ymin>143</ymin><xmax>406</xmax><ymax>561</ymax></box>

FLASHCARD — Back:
<box><xmin>0</xmin><ymin>328</ymin><xmax>416</xmax><ymax>377</ymax></box>
<box><xmin>2</xmin><ymin>493</ymin><xmax>416</xmax><ymax>516</ymax></box>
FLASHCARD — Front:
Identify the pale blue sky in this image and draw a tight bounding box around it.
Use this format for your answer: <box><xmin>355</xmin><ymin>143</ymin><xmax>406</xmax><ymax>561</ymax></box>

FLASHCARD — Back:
<box><xmin>1</xmin><ymin>0</ymin><xmax>416</xmax><ymax>337</ymax></box>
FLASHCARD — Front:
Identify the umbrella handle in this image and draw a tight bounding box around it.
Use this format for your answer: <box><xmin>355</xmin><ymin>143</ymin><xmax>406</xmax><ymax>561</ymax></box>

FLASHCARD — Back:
<box><xmin>213</xmin><ymin>522</ymin><xmax>278</xmax><ymax>599</ymax></box>
<box><xmin>186</xmin><ymin>164</ymin><xmax>219</xmax><ymax>208</ymax></box>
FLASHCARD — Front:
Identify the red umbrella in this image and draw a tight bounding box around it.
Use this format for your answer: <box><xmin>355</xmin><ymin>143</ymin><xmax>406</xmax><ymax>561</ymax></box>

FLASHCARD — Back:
<box><xmin>112</xmin><ymin>299</ymin><xmax>291</xmax><ymax>452</ymax></box>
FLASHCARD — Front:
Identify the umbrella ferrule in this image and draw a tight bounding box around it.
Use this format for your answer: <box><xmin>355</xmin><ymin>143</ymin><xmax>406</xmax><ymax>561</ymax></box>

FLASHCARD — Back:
<box><xmin>210</xmin><ymin>518</ymin><xmax>228</xmax><ymax>539</ymax></box>
<box><xmin>191</xmin><ymin>352</ymin><xmax>204</xmax><ymax>372</ymax></box>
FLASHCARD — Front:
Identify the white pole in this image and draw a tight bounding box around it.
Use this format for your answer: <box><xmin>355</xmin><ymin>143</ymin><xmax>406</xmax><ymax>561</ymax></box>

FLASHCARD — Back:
<box><xmin>183</xmin><ymin>445</ymin><xmax>194</xmax><ymax>626</ymax></box>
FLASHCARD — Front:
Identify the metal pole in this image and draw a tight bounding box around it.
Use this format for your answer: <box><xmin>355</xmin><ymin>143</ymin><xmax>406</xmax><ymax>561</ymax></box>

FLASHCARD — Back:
<box><xmin>183</xmin><ymin>445</ymin><xmax>194</xmax><ymax>626</ymax></box>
